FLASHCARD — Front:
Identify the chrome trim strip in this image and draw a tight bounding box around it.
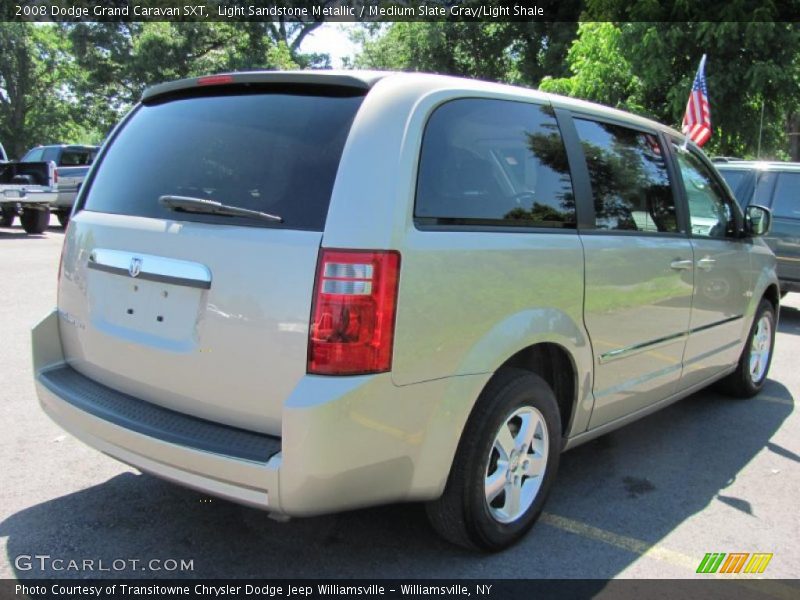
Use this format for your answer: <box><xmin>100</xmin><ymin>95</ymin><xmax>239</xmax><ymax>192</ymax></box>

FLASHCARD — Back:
<box><xmin>688</xmin><ymin>314</ymin><xmax>743</xmax><ymax>335</ymax></box>
<box><xmin>87</xmin><ymin>248</ymin><xmax>211</xmax><ymax>290</ymax></box>
<box><xmin>599</xmin><ymin>330</ymin><xmax>687</xmax><ymax>364</ymax></box>
<box><xmin>599</xmin><ymin>315</ymin><xmax>743</xmax><ymax>363</ymax></box>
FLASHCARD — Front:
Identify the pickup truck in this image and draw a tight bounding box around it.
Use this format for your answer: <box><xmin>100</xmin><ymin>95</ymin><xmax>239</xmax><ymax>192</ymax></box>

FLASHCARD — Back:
<box><xmin>0</xmin><ymin>160</ymin><xmax>58</xmax><ymax>233</ymax></box>
<box><xmin>20</xmin><ymin>145</ymin><xmax>99</xmax><ymax>226</ymax></box>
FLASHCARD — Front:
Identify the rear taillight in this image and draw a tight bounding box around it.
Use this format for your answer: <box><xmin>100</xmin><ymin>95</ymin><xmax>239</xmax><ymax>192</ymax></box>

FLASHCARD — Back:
<box><xmin>308</xmin><ymin>249</ymin><xmax>401</xmax><ymax>376</ymax></box>
<box><xmin>53</xmin><ymin>168</ymin><xmax>58</xmax><ymax>184</ymax></box>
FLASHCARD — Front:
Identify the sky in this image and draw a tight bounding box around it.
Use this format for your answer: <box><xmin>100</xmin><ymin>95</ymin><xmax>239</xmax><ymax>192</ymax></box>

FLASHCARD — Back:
<box><xmin>299</xmin><ymin>23</ymin><xmax>362</xmax><ymax>68</ymax></box>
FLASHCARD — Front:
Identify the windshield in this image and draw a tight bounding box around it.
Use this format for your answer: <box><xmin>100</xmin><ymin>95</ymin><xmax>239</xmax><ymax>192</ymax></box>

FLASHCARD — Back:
<box><xmin>81</xmin><ymin>90</ymin><xmax>364</xmax><ymax>230</ymax></box>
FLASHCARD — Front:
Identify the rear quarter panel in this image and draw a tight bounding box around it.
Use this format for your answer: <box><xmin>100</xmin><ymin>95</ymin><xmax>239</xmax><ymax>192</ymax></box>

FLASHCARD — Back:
<box><xmin>324</xmin><ymin>76</ymin><xmax>594</xmax><ymax>436</ymax></box>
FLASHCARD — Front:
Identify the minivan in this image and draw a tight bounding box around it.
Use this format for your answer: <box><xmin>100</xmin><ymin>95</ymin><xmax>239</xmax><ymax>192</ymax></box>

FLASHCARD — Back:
<box><xmin>33</xmin><ymin>71</ymin><xmax>779</xmax><ymax>550</ymax></box>
<box><xmin>714</xmin><ymin>160</ymin><xmax>800</xmax><ymax>295</ymax></box>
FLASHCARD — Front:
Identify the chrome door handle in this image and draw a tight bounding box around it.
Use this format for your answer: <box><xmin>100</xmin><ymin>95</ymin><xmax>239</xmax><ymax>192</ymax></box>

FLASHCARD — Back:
<box><xmin>670</xmin><ymin>259</ymin><xmax>694</xmax><ymax>271</ymax></box>
<box><xmin>697</xmin><ymin>257</ymin><xmax>716</xmax><ymax>271</ymax></box>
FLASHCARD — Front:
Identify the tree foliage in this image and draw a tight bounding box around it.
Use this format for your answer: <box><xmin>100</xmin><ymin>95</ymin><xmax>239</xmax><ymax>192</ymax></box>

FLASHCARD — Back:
<box><xmin>354</xmin><ymin>11</ymin><xmax>800</xmax><ymax>160</ymax></box>
<box><xmin>350</xmin><ymin>19</ymin><xmax>579</xmax><ymax>86</ymax></box>
<box><xmin>0</xmin><ymin>21</ymin><xmax>327</xmax><ymax>157</ymax></box>
<box><xmin>0</xmin><ymin>24</ymin><xmax>90</xmax><ymax>158</ymax></box>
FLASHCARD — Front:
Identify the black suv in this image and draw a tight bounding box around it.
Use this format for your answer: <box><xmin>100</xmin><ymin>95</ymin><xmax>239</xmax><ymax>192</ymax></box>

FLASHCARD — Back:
<box><xmin>715</xmin><ymin>159</ymin><xmax>800</xmax><ymax>294</ymax></box>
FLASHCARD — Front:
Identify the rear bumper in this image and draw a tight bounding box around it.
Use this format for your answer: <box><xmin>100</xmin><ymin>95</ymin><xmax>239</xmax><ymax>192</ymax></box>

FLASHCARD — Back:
<box><xmin>1</xmin><ymin>188</ymin><xmax>58</xmax><ymax>206</ymax></box>
<box><xmin>34</xmin><ymin>311</ymin><xmax>281</xmax><ymax>510</ymax></box>
<box><xmin>33</xmin><ymin>310</ymin><xmax>490</xmax><ymax>516</ymax></box>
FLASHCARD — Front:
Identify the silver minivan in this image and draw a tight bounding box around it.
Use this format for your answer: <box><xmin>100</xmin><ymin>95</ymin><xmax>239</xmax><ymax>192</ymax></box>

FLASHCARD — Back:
<box><xmin>33</xmin><ymin>71</ymin><xmax>779</xmax><ymax>550</ymax></box>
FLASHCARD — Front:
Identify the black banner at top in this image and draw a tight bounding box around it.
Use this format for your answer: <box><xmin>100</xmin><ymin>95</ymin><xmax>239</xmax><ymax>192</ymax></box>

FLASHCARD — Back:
<box><xmin>2</xmin><ymin>0</ymin><xmax>800</xmax><ymax>22</ymax></box>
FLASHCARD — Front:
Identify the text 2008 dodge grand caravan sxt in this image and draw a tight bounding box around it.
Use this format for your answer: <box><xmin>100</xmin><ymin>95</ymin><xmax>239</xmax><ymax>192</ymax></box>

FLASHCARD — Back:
<box><xmin>33</xmin><ymin>71</ymin><xmax>779</xmax><ymax>550</ymax></box>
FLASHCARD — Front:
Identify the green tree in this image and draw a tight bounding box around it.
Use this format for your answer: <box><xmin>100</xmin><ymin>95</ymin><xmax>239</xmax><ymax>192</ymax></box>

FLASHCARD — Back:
<box><xmin>67</xmin><ymin>21</ymin><xmax>327</xmax><ymax>138</ymax></box>
<box><xmin>539</xmin><ymin>23</ymin><xmax>644</xmax><ymax>113</ymax></box>
<box><xmin>581</xmin><ymin>1</ymin><xmax>800</xmax><ymax>159</ymax></box>
<box><xmin>351</xmin><ymin>18</ymin><xmax>580</xmax><ymax>86</ymax></box>
<box><xmin>0</xmin><ymin>23</ymin><xmax>89</xmax><ymax>158</ymax></box>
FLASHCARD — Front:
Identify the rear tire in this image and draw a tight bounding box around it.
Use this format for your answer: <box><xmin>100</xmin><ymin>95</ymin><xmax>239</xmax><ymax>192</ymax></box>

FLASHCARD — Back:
<box><xmin>426</xmin><ymin>369</ymin><xmax>561</xmax><ymax>551</ymax></box>
<box><xmin>20</xmin><ymin>208</ymin><xmax>50</xmax><ymax>234</ymax></box>
<box><xmin>57</xmin><ymin>211</ymin><xmax>70</xmax><ymax>228</ymax></box>
<box><xmin>718</xmin><ymin>299</ymin><xmax>776</xmax><ymax>398</ymax></box>
<box><xmin>0</xmin><ymin>207</ymin><xmax>15</xmax><ymax>227</ymax></box>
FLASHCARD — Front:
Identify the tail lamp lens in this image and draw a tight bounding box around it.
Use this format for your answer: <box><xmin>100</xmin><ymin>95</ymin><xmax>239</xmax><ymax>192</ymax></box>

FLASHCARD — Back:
<box><xmin>308</xmin><ymin>249</ymin><xmax>401</xmax><ymax>375</ymax></box>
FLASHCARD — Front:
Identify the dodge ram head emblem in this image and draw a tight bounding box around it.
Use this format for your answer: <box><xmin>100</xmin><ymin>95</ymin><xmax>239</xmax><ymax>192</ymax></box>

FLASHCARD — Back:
<box><xmin>129</xmin><ymin>257</ymin><xmax>142</xmax><ymax>278</ymax></box>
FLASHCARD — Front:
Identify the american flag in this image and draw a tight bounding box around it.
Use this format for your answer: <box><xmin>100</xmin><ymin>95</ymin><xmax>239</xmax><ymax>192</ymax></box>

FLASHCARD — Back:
<box><xmin>682</xmin><ymin>55</ymin><xmax>711</xmax><ymax>147</ymax></box>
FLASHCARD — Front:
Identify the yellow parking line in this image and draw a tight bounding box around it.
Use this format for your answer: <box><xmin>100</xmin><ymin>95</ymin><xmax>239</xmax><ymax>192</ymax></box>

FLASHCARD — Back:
<box><xmin>539</xmin><ymin>512</ymin><xmax>798</xmax><ymax>600</ymax></box>
<box><xmin>540</xmin><ymin>512</ymin><xmax>697</xmax><ymax>570</ymax></box>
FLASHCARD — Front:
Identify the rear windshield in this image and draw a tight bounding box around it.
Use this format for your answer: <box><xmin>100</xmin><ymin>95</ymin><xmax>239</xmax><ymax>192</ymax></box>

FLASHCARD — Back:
<box><xmin>82</xmin><ymin>90</ymin><xmax>364</xmax><ymax>231</ymax></box>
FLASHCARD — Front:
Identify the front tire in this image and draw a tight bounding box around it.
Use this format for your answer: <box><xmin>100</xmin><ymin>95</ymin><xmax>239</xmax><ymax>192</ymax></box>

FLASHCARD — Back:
<box><xmin>20</xmin><ymin>207</ymin><xmax>50</xmax><ymax>234</ymax></box>
<box><xmin>719</xmin><ymin>298</ymin><xmax>776</xmax><ymax>398</ymax></box>
<box><xmin>426</xmin><ymin>369</ymin><xmax>561</xmax><ymax>551</ymax></box>
<box><xmin>57</xmin><ymin>211</ymin><xmax>70</xmax><ymax>228</ymax></box>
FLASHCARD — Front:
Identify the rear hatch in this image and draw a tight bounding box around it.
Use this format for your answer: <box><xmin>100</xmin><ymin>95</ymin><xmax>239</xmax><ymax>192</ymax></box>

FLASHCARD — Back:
<box><xmin>58</xmin><ymin>77</ymin><xmax>366</xmax><ymax>435</ymax></box>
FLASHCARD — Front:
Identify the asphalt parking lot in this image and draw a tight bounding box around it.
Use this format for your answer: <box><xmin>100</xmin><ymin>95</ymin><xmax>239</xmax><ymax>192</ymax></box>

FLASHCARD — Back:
<box><xmin>1</xmin><ymin>224</ymin><xmax>798</xmax><ymax>582</ymax></box>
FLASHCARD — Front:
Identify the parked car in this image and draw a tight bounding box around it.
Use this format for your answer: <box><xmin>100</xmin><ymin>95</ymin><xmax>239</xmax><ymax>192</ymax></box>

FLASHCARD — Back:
<box><xmin>0</xmin><ymin>159</ymin><xmax>58</xmax><ymax>232</ymax></box>
<box><xmin>20</xmin><ymin>144</ymin><xmax>99</xmax><ymax>227</ymax></box>
<box><xmin>714</xmin><ymin>159</ymin><xmax>800</xmax><ymax>295</ymax></box>
<box><xmin>32</xmin><ymin>71</ymin><xmax>779</xmax><ymax>551</ymax></box>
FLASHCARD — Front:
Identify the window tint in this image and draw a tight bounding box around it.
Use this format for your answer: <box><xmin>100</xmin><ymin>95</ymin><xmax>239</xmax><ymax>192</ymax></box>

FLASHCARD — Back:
<box><xmin>771</xmin><ymin>172</ymin><xmax>800</xmax><ymax>219</ymax></box>
<box><xmin>22</xmin><ymin>148</ymin><xmax>44</xmax><ymax>162</ymax></box>
<box><xmin>673</xmin><ymin>145</ymin><xmax>738</xmax><ymax>238</ymax></box>
<box><xmin>42</xmin><ymin>148</ymin><xmax>59</xmax><ymax>163</ymax></box>
<box><xmin>753</xmin><ymin>171</ymin><xmax>777</xmax><ymax>206</ymax></box>
<box><xmin>60</xmin><ymin>150</ymin><xmax>93</xmax><ymax>166</ymax></box>
<box><xmin>83</xmin><ymin>91</ymin><xmax>364</xmax><ymax>231</ymax></box>
<box><xmin>415</xmin><ymin>99</ymin><xmax>575</xmax><ymax>228</ymax></box>
<box><xmin>717</xmin><ymin>169</ymin><xmax>752</xmax><ymax>207</ymax></box>
<box><xmin>574</xmin><ymin>119</ymin><xmax>677</xmax><ymax>233</ymax></box>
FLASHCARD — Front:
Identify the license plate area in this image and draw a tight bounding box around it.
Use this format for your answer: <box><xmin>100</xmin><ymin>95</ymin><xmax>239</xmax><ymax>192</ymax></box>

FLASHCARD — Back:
<box><xmin>3</xmin><ymin>189</ymin><xmax>23</xmax><ymax>199</ymax></box>
<box><xmin>86</xmin><ymin>249</ymin><xmax>211</xmax><ymax>351</ymax></box>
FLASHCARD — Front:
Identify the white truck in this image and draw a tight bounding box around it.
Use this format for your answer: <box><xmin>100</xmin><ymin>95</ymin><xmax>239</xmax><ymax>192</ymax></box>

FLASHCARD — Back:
<box><xmin>0</xmin><ymin>160</ymin><xmax>58</xmax><ymax>233</ymax></box>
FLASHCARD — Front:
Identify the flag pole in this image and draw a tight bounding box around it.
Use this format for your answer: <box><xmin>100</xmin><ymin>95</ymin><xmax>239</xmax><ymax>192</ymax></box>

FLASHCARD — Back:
<box><xmin>757</xmin><ymin>98</ymin><xmax>765</xmax><ymax>159</ymax></box>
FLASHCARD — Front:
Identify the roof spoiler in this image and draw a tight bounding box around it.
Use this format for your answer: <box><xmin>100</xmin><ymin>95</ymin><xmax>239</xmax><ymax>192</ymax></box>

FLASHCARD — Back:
<box><xmin>141</xmin><ymin>71</ymin><xmax>387</xmax><ymax>103</ymax></box>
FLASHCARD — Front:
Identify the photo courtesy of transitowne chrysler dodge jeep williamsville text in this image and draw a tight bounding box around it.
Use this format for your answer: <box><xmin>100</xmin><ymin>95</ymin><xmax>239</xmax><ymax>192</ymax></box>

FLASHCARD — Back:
<box><xmin>33</xmin><ymin>71</ymin><xmax>779</xmax><ymax>551</ymax></box>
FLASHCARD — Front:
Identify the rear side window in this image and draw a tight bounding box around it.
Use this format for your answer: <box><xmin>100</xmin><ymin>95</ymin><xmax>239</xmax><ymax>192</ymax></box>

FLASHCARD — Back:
<box><xmin>754</xmin><ymin>171</ymin><xmax>778</xmax><ymax>206</ymax></box>
<box><xmin>23</xmin><ymin>148</ymin><xmax>44</xmax><ymax>162</ymax></box>
<box><xmin>415</xmin><ymin>99</ymin><xmax>576</xmax><ymax>228</ymax></box>
<box><xmin>42</xmin><ymin>148</ymin><xmax>60</xmax><ymax>163</ymax></box>
<box><xmin>770</xmin><ymin>172</ymin><xmax>800</xmax><ymax>219</ymax></box>
<box><xmin>60</xmin><ymin>150</ymin><xmax>94</xmax><ymax>166</ymax></box>
<box><xmin>574</xmin><ymin>119</ymin><xmax>677</xmax><ymax>233</ymax></box>
<box><xmin>82</xmin><ymin>91</ymin><xmax>364</xmax><ymax>231</ymax></box>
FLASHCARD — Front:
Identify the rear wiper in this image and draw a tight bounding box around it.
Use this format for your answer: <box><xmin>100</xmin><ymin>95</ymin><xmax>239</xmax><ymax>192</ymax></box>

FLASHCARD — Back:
<box><xmin>159</xmin><ymin>195</ymin><xmax>283</xmax><ymax>223</ymax></box>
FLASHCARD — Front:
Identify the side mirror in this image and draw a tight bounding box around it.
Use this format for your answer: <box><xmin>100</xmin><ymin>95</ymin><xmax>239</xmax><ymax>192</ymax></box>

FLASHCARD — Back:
<box><xmin>746</xmin><ymin>204</ymin><xmax>772</xmax><ymax>237</ymax></box>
